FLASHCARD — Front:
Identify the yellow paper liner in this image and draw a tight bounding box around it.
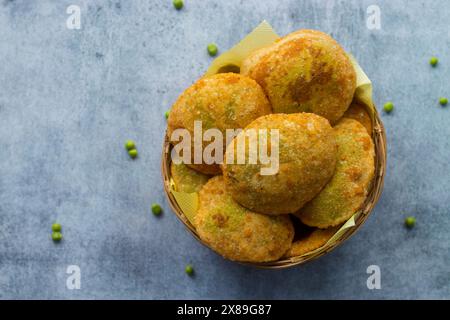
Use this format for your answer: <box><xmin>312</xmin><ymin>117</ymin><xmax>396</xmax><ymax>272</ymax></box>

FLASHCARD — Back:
<box><xmin>170</xmin><ymin>179</ymin><xmax>198</xmax><ymax>224</ymax></box>
<box><xmin>170</xmin><ymin>21</ymin><xmax>376</xmax><ymax>258</ymax></box>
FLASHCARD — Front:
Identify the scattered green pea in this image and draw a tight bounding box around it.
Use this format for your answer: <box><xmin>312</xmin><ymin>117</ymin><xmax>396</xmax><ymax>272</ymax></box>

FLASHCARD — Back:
<box><xmin>173</xmin><ymin>0</ymin><xmax>183</xmax><ymax>10</ymax></box>
<box><xmin>152</xmin><ymin>203</ymin><xmax>162</xmax><ymax>216</ymax></box>
<box><xmin>185</xmin><ymin>264</ymin><xmax>194</xmax><ymax>276</ymax></box>
<box><xmin>125</xmin><ymin>140</ymin><xmax>136</xmax><ymax>151</ymax></box>
<box><xmin>383</xmin><ymin>102</ymin><xmax>394</xmax><ymax>113</ymax></box>
<box><xmin>439</xmin><ymin>97</ymin><xmax>448</xmax><ymax>106</ymax></box>
<box><xmin>207</xmin><ymin>43</ymin><xmax>218</xmax><ymax>57</ymax></box>
<box><xmin>128</xmin><ymin>149</ymin><xmax>138</xmax><ymax>159</ymax></box>
<box><xmin>405</xmin><ymin>217</ymin><xmax>416</xmax><ymax>229</ymax></box>
<box><xmin>165</xmin><ymin>110</ymin><xmax>170</xmax><ymax>119</ymax></box>
<box><xmin>430</xmin><ymin>57</ymin><xmax>438</xmax><ymax>67</ymax></box>
<box><xmin>52</xmin><ymin>232</ymin><xmax>63</xmax><ymax>242</ymax></box>
<box><xmin>52</xmin><ymin>223</ymin><xmax>62</xmax><ymax>232</ymax></box>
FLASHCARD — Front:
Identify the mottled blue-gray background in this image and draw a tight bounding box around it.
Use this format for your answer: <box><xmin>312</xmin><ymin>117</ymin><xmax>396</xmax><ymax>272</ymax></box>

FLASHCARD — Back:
<box><xmin>0</xmin><ymin>0</ymin><xmax>449</xmax><ymax>299</ymax></box>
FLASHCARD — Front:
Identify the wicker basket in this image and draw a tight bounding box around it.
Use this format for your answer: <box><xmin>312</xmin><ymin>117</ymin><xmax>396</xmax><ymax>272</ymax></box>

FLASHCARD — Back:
<box><xmin>162</xmin><ymin>106</ymin><xmax>386</xmax><ymax>269</ymax></box>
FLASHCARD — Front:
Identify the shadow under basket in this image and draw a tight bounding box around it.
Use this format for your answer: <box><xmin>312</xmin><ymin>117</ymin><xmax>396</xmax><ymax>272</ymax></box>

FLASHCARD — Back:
<box><xmin>161</xmin><ymin>108</ymin><xmax>387</xmax><ymax>269</ymax></box>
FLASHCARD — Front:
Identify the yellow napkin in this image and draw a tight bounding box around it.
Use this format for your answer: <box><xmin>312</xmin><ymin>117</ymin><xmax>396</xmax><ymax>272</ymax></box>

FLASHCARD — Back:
<box><xmin>170</xmin><ymin>179</ymin><xmax>198</xmax><ymax>224</ymax></box>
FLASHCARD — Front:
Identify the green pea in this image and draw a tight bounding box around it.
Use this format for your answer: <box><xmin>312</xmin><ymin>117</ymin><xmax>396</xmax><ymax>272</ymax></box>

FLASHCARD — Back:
<box><xmin>128</xmin><ymin>149</ymin><xmax>138</xmax><ymax>159</ymax></box>
<box><xmin>405</xmin><ymin>217</ymin><xmax>416</xmax><ymax>229</ymax></box>
<box><xmin>430</xmin><ymin>57</ymin><xmax>438</xmax><ymax>67</ymax></box>
<box><xmin>125</xmin><ymin>140</ymin><xmax>136</xmax><ymax>151</ymax></box>
<box><xmin>439</xmin><ymin>97</ymin><xmax>448</xmax><ymax>106</ymax></box>
<box><xmin>173</xmin><ymin>0</ymin><xmax>183</xmax><ymax>10</ymax></box>
<box><xmin>152</xmin><ymin>203</ymin><xmax>162</xmax><ymax>215</ymax></box>
<box><xmin>207</xmin><ymin>43</ymin><xmax>218</xmax><ymax>57</ymax></box>
<box><xmin>185</xmin><ymin>264</ymin><xmax>194</xmax><ymax>276</ymax></box>
<box><xmin>52</xmin><ymin>232</ymin><xmax>63</xmax><ymax>242</ymax></box>
<box><xmin>165</xmin><ymin>110</ymin><xmax>170</xmax><ymax>119</ymax></box>
<box><xmin>52</xmin><ymin>223</ymin><xmax>62</xmax><ymax>232</ymax></box>
<box><xmin>383</xmin><ymin>102</ymin><xmax>394</xmax><ymax>113</ymax></box>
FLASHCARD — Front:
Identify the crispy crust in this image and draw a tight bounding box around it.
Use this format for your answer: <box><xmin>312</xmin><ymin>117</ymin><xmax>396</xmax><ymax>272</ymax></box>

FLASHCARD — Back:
<box><xmin>343</xmin><ymin>102</ymin><xmax>373</xmax><ymax>134</ymax></box>
<box><xmin>167</xmin><ymin>73</ymin><xmax>272</xmax><ymax>175</ymax></box>
<box><xmin>195</xmin><ymin>176</ymin><xmax>294</xmax><ymax>262</ymax></box>
<box><xmin>222</xmin><ymin>113</ymin><xmax>337</xmax><ymax>215</ymax></box>
<box><xmin>296</xmin><ymin>118</ymin><xmax>375</xmax><ymax>228</ymax></box>
<box><xmin>241</xmin><ymin>29</ymin><xmax>356</xmax><ymax>124</ymax></box>
<box><xmin>284</xmin><ymin>226</ymin><xmax>338</xmax><ymax>258</ymax></box>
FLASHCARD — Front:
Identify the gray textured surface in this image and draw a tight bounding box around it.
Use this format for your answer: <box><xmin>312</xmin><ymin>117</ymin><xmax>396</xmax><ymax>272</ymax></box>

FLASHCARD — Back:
<box><xmin>0</xmin><ymin>0</ymin><xmax>449</xmax><ymax>299</ymax></box>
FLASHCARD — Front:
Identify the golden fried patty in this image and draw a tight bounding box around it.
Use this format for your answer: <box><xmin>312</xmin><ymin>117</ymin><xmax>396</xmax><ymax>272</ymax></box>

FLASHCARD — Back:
<box><xmin>296</xmin><ymin>118</ymin><xmax>375</xmax><ymax>228</ymax></box>
<box><xmin>222</xmin><ymin>113</ymin><xmax>337</xmax><ymax>215</ymax></box>
<box><xmin>343</xmin><ymin>102</ymin><xmax>373</xmax><ymax>134</ymax></box>
<box><xmin>170</xmin><ymin>162</ymin><xmax>210</xmax><ymax>193</ymax></box>
<box><xmin>241</xmin><ymin>29</ymin><xmax>356</xmax><ymax>124</ymax></box>
<box><xmin>167</xmin><ymin>73</ymin><xmax>272</xmax><ymax>175</ymax></box>
<box><xmin>284</xmin><ymin>225</ymin><xmax>338</xmax><ymax>258</ymax></box>
<box><xmin>195</xmin><ymin>176</ymin><xmax>294</xmax><ymax>262</ymax></box>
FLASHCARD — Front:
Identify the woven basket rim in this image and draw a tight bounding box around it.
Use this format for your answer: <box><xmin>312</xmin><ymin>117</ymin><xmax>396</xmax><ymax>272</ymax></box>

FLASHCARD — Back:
<box><xmin>161</xmin><ymin>107</ymin><xmax>386</xmax><ymax>269</ymax></box>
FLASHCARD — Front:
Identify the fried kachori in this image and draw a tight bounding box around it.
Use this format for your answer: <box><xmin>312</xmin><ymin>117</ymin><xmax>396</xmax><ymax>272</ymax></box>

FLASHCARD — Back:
<box><xmin>343</xmin><ymin>102</ymin><xmax>373</xmax><ymax>134</ymax></box>
<box><xmin>241</xmin><ymin>29</ymin><xmax>356</xmax><ymax>124</ymax></box>
<box><xmin>286</xmin><ymin>228</ymin><xmax>336</xmax><ymax>257</ymax></box>
<box><xmin>296</xmin><ymin>118</ymin><xmax>375</xmax><ymax>228</ymax></box>
<box><xmin>195</xmin><ymin>176</ymin><xmax>294</xmax><ymax>262</ymax></box>
<box><xmin>222</xmin><ymin>113</ymin><xmax>337</xmax><ymax>215</ymax></box>
<box><xmin>167</xmin><ymin>73</ymin><xmax>272</xmax><ymax>175</ymax></box>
